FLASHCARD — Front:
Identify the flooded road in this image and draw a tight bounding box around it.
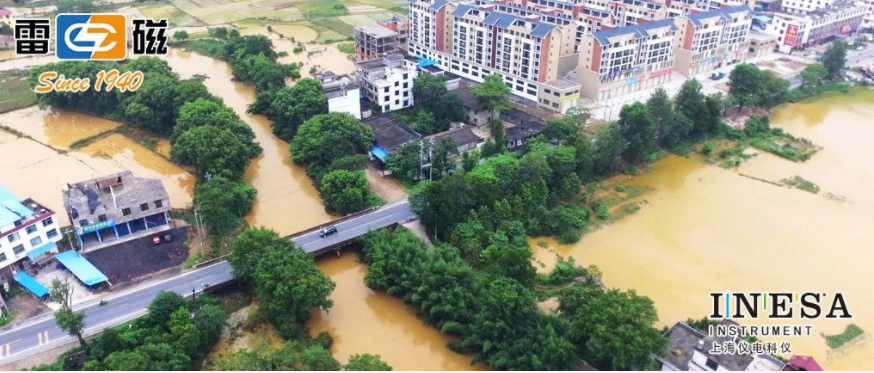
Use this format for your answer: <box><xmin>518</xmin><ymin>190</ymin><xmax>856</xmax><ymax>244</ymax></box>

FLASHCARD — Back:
<box><xmin>535</xmin><ymin>88</ymin><xmax>874</xmax><ymax>370</ymax></box>
<box><xmin>161</xmin><ymin>49</ymin><xmax>332</xmax><ymax>235</ymax></box>
<box><xmin>309</xmin><ymin>252</ymin><xmax>489</xmax><ymax>371</ymax></box>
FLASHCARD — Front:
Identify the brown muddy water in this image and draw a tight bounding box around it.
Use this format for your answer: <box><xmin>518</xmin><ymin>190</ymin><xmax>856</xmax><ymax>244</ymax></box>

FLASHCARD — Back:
<box><xmin>309</xmin><ymin>252</ymin><xmax>489</xmax><ymax>371</ymax></box>
<box><xmin>160</xmin><ymin>50</ymin><xmax>480</xmax><ymax>369</ymax></box>
<box><xmin>161</xmin><ymin>49</ymin><xmax>332</xmax><ymax>235</ymax></box>
<box><xmin>533</xmin><ymin>88</ymin><xmax>874</xmax><ymax>370</ymax></box>
<box><xmin>0</xmin><ymin>108</ymin><xmax>194</xmax><ymax>225</ymax></box>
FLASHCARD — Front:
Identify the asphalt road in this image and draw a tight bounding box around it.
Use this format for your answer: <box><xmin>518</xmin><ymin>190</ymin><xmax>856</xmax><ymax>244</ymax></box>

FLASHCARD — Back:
<box><xmin>0</xmin><ymin>199</ymin><xmax>413</xmax><ymax>367</ymax></box>
<box><xmin>848</xmin><ymin>46</ymin><xmax>874</xmax><ymax>67</ymax></box>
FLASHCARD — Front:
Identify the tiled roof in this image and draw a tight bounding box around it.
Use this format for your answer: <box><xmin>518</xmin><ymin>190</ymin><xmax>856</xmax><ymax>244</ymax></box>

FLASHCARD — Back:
<box><xmin>454</xmin><ymin>5</ymin><xmax>557</xmax><ymax>38</ymax></box>
<box><xmin>594</xmin><ymin>18</ymin><xmax>677</xmax><ymax>45</ymax></box>
<box><xmin>0</xmin><ymin>184</ymin><xmax>32</xmax><ymax>228</ymax></box>
<box><xmin>688</xmin><ymin>5</ymin><xmax>750</xmax><ymax>26</ymax></box>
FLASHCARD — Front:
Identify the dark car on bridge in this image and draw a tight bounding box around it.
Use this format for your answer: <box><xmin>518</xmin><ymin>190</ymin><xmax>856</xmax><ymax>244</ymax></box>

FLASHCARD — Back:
<box><xmin>319</xmin><ymin>226</ymin><xmax>338</xmax><ymax>238</ymax></box>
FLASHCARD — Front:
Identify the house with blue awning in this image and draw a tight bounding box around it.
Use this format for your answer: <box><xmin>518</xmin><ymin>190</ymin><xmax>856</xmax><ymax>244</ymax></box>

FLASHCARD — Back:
<box><xmin>0</xmin><ymin>184</ymin><xmax>62</xmax><ymax>281</ymax></box>
<box><xmin>362</xmin><ymin>114</ymin><xmax>422</xmax><ymax>164</ymax></box>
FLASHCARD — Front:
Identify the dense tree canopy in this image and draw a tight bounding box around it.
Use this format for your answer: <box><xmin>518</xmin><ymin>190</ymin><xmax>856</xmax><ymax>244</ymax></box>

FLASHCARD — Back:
<box><xmin>171</xmin><ymin>125</ymin><xmax>260</xmax><ymax>180</ymax></box>
<box><xmin>822</xmin><ymin>40</ymin><xmax>848</xmax><ymax>80</ymax></box>
<box><xmin>228</xmin><ymin>228</ymin><xmax>335</xmax><ymax>337</ymax></box>
<box><xmin>290</xmin><ymin>113</ymin><xmax>375</xmax><ymax>167</ymax></box>
<box><xmin>618</xmin><ymin>102</ymin><xmax>657</xmax><ymax>163</ymax></box>
<box><xmin>319</xmin><ymin>170</ymin><xmax>370</xmax><ymax>214</ymax></box>
<box><xmin>344</xmin><ymin>354</ymin><xmax>393</xmax><ymax>371</ymax></box>
<box><xmin>193</xmin><ymin>176</ymin><xmax>257</xmax><ymax>236</ymax></box>
<box><xmin>472</xmin><ymin>74</ymin><xmax>511</xmax><ymax>112</ymax></box>
<box><xmin>269</xmin><ymin>78</ymin><xmax>328</xmax><ymax>140</ymax></box>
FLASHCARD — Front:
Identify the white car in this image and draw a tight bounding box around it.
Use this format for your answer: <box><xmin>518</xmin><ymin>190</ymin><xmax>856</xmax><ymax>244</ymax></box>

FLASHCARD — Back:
<box><xmin>857</xmin><ymin>45</ymin><xmax>865</xmax><ymax>51</ymax></box>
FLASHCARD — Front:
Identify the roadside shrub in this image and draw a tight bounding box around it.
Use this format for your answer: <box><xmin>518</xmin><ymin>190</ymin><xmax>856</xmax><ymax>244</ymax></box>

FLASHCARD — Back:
<box><xmin>702</xmin><ymin>142</ymin><xmax>714</xmax><ymax>155</ymax></box>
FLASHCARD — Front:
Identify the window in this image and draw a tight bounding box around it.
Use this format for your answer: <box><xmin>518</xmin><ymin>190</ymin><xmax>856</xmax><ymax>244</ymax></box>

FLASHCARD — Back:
<box><xmin>98</xmin><ymin>214</ymin><xmax>107</xmax><ymax>222</ymax></box>
<box><xmin>25</xmin><ymin>225</ymin><xmax>37</xmax><ymax>235</ymax></box>
<box><xmin>705</xmin><ymin>359</ymin><xmax>719</xmax><ymax>370</ymax></box>
<box><xmin>42</xmin><ymin>217</ymin><xmax>53</xmax><ymax>227</ymax></box>
<box><xmin>30</xmin><ymin>236</ymin><xmax>42</xmax><ymax>247</ymax></box>
<box><xmin>403</xmin><ymin>82</ymin><xmax>409</xmax><ymax>88</ymax></box>
<box><xmin>47</xmin><ymin>228</ymin><xmax>58</xmax><ymax>238</ymax></box>
<box><xmin>394</xmin><ymin>81</ymin><xmax>399</xmax><ymax>87</ymax></box>
<box><xmin>403</xmin><ymin>73</ymin><xmax>408</xmax><ymax>79</ymax></box>
<box><xmin>154</xmin><ymin>200</ymin><xmax>163</xmax><ymax>208</ymax></box>
<box><xmin>384</xmin><ymin>87</ymin><xmax>389</xmax><ymax>93</ymax></box>
<box><xmin>140</xmin><ymin>203</ymin><xmax>149</xmax><ymax>212</ymax></box>
<box><xmin>13</xmin><ymin>244</ymin><xmax>25</xmax><ymax>254</ymax></box>
<box><xmin>8</xmin><ymin>232</ymin><xmax>19</xmax><ymax>243</ymax></box>
<box><xmin>122</xmin><ymin>208</ymin><xmax>131</xmax><ymax>216</ymax></box>
<box><xmin>0</xmin><ymin>253</ymin><xmax>6</xmax><ymax>263</ymax></box>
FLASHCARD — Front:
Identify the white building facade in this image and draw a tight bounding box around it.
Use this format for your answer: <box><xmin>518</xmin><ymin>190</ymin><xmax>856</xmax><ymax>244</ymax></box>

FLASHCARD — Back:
<box><xmin>0</xmin><ymin>186</ymin><xmax>62</xmax><ymax>275</ymax></box>
<box><xmin>357</xmin><ymin>54</ymin><xmax>419</xmax><ymax>113</ymax></box>
<box><xmin>765</xmin><ymin>1</ymin><xmax>867</xmax><ymax>53</ymax></box>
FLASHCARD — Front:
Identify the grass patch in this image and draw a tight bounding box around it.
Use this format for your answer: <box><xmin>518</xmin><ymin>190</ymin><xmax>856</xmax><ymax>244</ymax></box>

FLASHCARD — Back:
<box><xmin>68</xmin><ymin>130</ymin><xmax>113</xmax><ymax>149</ymax></box>
<box><xmin>788</xmin><ymin>82</ymin><xmax>853</xmax><ymax>102</ymax></box>
<box><xmin>176</xmin><ymin>39</ymin><xmax>227</xmax><ymax>59</ymax></box>
<box><xmin>780</xmin><ymin>175</ymin><xmax>820</xmax><ymax>194</ymax></box>
<box><xmin>184</xmin><ymin>252</ymin><xmax>203</xmax><ymax>270</ymax></box>
<box><xmin>337</xmin><ymin>42</ymin><xmax>355</xmax><ymax>54</ymax></box>
<box><xmin>826</xmin><ymin>324</ymin><xmax>864</xmax><ymax>349</ymax></box>
<box><xmin>749</xmin><ymin>132</ymin><xmax>821</xmax><ymax>162</ymax></box>
<box><xmin>296</xmin><ymin>0</ymin><xmax>350</xmax><ymax>19</ymax></box>
<box><xmin>0</xmin><ymin>315</ymin><xmax>12</xmax><ymax>328</ymax></box>
<box><xmin>0</xmin><ymin>70</ymin><xmax>37</xmax><ymax>114</ymax></box>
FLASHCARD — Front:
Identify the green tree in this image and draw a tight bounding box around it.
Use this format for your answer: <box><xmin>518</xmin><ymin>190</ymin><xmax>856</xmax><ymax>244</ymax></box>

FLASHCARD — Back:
<box><xmin>386</xmin><ymin>141</ymin><xmax>422</xmax><ymax>183</ymax></box>
<box><xmin>290</xmin><ymin>113</ymin><xmax>375</xmax><ymax>167</ymax></box>
<box><xmin>0</xmin><ymin>23</ymin><xmax>12</xmax><ymax>35</ymax></box>
<box><xmin>743</xmin><ymin>115</ymin><xmax>770</xmax><ymax>137</ymax></box>
<box><xmin>173</xmin><ymin>98</ymin><xmax>259</xmax><ymax>155</ymax></box>
<box><xmin>675</xmin><ymin>79</ymin><xmax>709</xmax><ymax>137</ymax></box>
<box><xmin>728</xmin><ymin>63</ymin><xmax>760</xmax><ymax>108</ymax></box>
<box><xmin>703</xmin><ymin>93</ymin><xmax>724</xmax><ymax>135</ymax></box>
<box><xmin>252</xmin><ymin>241</ymin><xmax>336</xmax><ymax>332</ymax></box>
<box><xmin>344</xmin><ymin>354</ymin><xmax>393</xmax><ymax>371</ymax></box>
<box><xmin>617</xmin><ymin>102</ymin><xmax>656</xmax><ymax>164</ymax></box>
<box><xmin>660</xmin><ymin>111</ymin><xmax>693</xmax><ymax>148</ymax></box>
<box><xmin>148</xmin><ymin>291</ymin><xmax>188</xmax><ymax>327</ymax></box>
<box><xmin>208</xmin><ymin>27</ymin><xmax>229</xmax><ymax>40</ymax></box>
<box><xmin>172</xmin><ymin>126</ymin><xmax>259</xmax><ymax>180</ymax></box>
<box><xmin>412</xmin><ymin>73</ymin><xmax>448</xmax><ymax>112</ymax></box>
<box><xmin>49</xmin><ymin>279</ymin><xmax>87</xmax><ymax>351</ymax></box>
<box><xmin>194</xmin><ymin>176</ymin><xmax>257</xmax><ymax>236</ymax></box>
<box><xmin>430</xmin><ymin>137</ymin><xmax>458</xmax><ymax>178</ymax></box>
<box><xmin>195</xmin><ymin>304</ymin><xmax>227</xmax><ymax>350</ymax></box>
<box><xmin>409</xmin><ymin>109</ymin><xmax>437</xmax><ymax>134</ymax></box>
<box><xmin>270</xmin><ymin>78</ymin><xmax>328</xmax><ymax>140</ymax></box>
<box><xmin>559</xmin><ymin>286</ymin><xmax>667</xmax><ymax>370</ymax></box>
<box><xmin>173</xmin><ymin>30</ymin><xmax>189</xmax><ymax>41</ymax></box>
<box><xmin>319</xmin><ymin>170</ymin><xmax>369</xmax><ymax>214</ymax></box>
<box><xmin>228</xmin><ymin>227</ymin><xmax>290</xmax><ymax>282</ymax></box>
<box><xmin>591</xmin><ymin>122</ymin><xmax>626</xmax><ymax>176</ymax></box>
<box><xmin>822</xmin><ymin>40</ymin><xmax>848</xmax><ymax>80</ymax></box>
<box><xmin>432</xmin><ymin>92</ymin><xmax>466</xmax><ymax>130</ymax></box>
<box><xmin>800</xmin><ymin>63</ymin><xmax>828</xmax><ymax>88</ymax></box>
<box><xmin>481</xmin><ymin>232</ymin><xmax>536</xmax><ymax>285</ymax></box>
<box><xmin>544</xmin><ymin>117</ymin><xmax>577</xmax><ymax>145</ymax></box>
<box><xmin>472</xmin><ymin>74</ymin><xmax>511</xmax><ymax>112</ymax></box>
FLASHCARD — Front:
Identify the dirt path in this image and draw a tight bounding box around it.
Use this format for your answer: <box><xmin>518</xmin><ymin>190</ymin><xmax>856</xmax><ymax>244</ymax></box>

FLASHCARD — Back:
<box><xmin>364</xmin><ymin>165</ymin><xmax>407</xmax><ymax>203</ymax></box>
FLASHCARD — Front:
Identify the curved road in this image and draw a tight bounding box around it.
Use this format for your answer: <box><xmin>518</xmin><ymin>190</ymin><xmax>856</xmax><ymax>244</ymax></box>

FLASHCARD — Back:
<box><xmin>0</xmin><ymin>200</ymin><xmax>413</xmax><ymax>367</ymax></box>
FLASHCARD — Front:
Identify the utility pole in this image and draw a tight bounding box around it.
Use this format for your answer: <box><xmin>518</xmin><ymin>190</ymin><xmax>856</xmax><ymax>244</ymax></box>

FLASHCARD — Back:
<box><xmin>193</xmin><ymin>209</ymin><xmax>205</xmax><ymax>256</ymax></box>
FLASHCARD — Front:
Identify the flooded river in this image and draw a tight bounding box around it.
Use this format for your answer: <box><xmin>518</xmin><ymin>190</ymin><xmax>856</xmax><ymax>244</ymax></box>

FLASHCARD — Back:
<box><xmin>159</xmin><ymin>50</ymin><xmax>478</xmax><ymax>370</ymax></box>
<box><xmin>309</xmin><ymin>252</ymin><xmax>488</xmax><ymax>371</ymax></box>
<box><xmin>161</xmin><ymin>49</ymin><xmax>332</xmax><ymax>234</ymax></box>
<box><xmin>534</xmin><ymin>88</ymin><xmax>874</xmax><ymax>370</ymax></box>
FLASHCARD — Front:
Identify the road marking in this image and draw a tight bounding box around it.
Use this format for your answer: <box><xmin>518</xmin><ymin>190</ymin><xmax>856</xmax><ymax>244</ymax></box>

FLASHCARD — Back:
<box><xmin>0</xmin><ymin>343</ymin><xmax>10</xmax><ymax>359</ymax></box>
<box><xmin>36</xmin><ymin>331</ymin><xmax>49</xmax><ymax>346</ymax></box>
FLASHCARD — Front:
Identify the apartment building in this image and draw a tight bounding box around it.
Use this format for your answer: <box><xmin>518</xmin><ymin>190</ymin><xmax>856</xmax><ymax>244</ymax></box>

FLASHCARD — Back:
<box><xmin>574</xmin><ymin>19</ymin><xmax>677</xmax><ymax>100</ymax></box>
<box><xmin>673</xmin><ymin>5</ymin><xmax>753</xmax><ymax>76</ymax></box>
<box><xmin>357</xmin><ymin>53</ymin><xmax>419</xmax><ymax>112</ymax></box>
<box><xmin>316</xmin><ymin>71</ymin><xmax>362</xmax><ymax>119</ymax></box>
<box><xmin>0</xmin><ymin>185</ymin><xmax>62</xmax><ymax>278</ymax></box>
<box><xmin>379</xmin><ymin>15</ymin><xmax>410</xmax><ymax>46</ymax></box>
<box><xmin>765</xmin><ymin>0</ymin><xmax>866</xmax><ymax>52</ymax></box>
<box><xmin>864</xmin><ymin>0</ymin><xmax>874</xmax><ymax>29</ymax></box>
<box><xmin>408</xmin><ymin>0</ymin><xmax>578</xmax><ymax>109</ymax></box>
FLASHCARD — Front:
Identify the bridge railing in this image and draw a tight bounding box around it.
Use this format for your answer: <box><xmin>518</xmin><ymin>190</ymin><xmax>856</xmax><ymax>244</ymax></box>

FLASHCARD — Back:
<box><xmin>287</xmin><ymin>205</ymin><xmax>381</xmax><ymax>239</ymax></box>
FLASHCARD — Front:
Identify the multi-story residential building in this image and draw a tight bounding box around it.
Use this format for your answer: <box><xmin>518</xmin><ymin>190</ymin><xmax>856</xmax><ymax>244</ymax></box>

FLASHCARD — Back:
<box><xmin>357</xmin><ymin>53</ymin><xmax>419</xmax><ymax>112</ymax></box>
<box><xmin>355</xmin><ymin>24</ymin><xmax>403</xmax><ymax>61</ymax></box>
<box><xmin>408</xmin><ymin>0</ymin><xmax>579</xmax><ymax>109</ymax></box>
<box><xmin>63</xmin><ymin>171</ymin><xmax>172</xmax><ymax>248</ymax></box>
<box><xmin>863</xmin><ymin>0</ymin><xmax>874</xmax><ymax>30</ymax></box>
<box><xmin>0</xmin><ymin>185</ymin><xmax>62</xmax><ymax>279</ymax></box>
<box><xmin>765</xmin><ymin>1</ymin><xmax>866</xmax><ymax>52</ymax></box>
<box><xmin>657</xmin><ymin>320</ymin><xmax>785</xmax><ymax>371</ymax></box>
<box><xmin>316</xmin><ymin>71</ymin><xmax>362</xmax><ymax>119</ymax></box>
<box><xmin>673</xmin><ymin>5</ymin><xmax>752</xmax><ymax>76</ymax></box>
<box><xmin>574</xmin><ymin>19</ymin><xmax>677</xmax><ymax>100</ymax></box>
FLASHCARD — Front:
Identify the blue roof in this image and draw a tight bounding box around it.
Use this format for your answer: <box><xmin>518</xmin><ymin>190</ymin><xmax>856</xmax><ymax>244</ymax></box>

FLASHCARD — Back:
<box><xmin>430</xmin><ymin>0</ymin><xmax>448</xmax><ymax>10</ymax></box>
<box><xmin>370</xmin><ymin>145</ymin><xmax>389</xmax><ymax>162</ymax></box>
<box><xmin>13</xmin><ymin>271</ymin><xmax>48</xmax><ymax>298</ymax></box>
<box><xmin>689</xmin><ymin>5</ymin><xmax>750</xmax><ymax>26</ymax></box>
<box><xmin>417</xmin><ymin>56</ymin><xmax>437</xmax><ymax>67</ymax></box>
<box><xmin>753</xmin><ymin>15</ymin><xmax>771</xmax><ymax>22</ymax></box>
<box><xmin>56</xmin><ymin>250</ymin><xmax>109</xmax><ymax>286</ymax></box>
<box><xmin>594</xmin><ymin>19</ymin><xmax>677</xmax><ymax>45</ymax></box>
<box><xmin>0</xmin><ymin>184</ymin><xmax>33</xmax><ymax>228</ymax></box>
<box><xmin>454</xmin><ymin>5</ymin><xmax>556</xmax><ymax>38</ymax></box>
<box><xmin>27</xmin><ymin>241</ymin><xmax>57</xmax><ymax>260</ymax></box>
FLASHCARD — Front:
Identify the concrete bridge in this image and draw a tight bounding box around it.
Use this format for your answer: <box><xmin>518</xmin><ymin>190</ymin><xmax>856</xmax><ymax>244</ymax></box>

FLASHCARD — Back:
<box><xmin>0</xmin><ymin>200</ymin><xmax>415</xmax><ymax>367</ymax></box>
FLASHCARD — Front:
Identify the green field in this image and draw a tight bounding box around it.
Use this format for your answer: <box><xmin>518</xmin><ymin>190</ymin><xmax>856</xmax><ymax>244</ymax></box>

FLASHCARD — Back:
<box><xmin>0</xmin><ymin>70</ymin><xmax>36</xmax><ymax>114</ymax></box>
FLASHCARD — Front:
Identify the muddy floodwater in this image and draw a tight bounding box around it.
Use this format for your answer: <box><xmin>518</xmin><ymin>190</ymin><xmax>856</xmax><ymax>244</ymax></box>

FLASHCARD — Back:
<box><xmin>309</xmin><ymin>252</ymin><xmax>489</xmax><ymax>371</ymax></box>
<box><xmin>534</xmin><ymin>88</ymin><xmax>874</xmax><ymax>370</ymax></box>
<box><xmin>161</xmin><ymin>50</ymin><xmax>480</xmax><ymax>369</ymax></box>
<box><xmin>161</xmin><ymin>49</ymin><xmax>332</xmax><ymax>235</ymax></box>
<box><xmin>0</xmin><ymin>108</ymin><xmax>194</xmax><ymax>224</ymax></box>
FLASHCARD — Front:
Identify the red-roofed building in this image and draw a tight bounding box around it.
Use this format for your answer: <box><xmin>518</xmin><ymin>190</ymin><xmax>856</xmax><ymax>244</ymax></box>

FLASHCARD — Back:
<box><xmin>786</xmin><ymin>356</ymin><xmax>824</xmax><ymax>371</ymax></box>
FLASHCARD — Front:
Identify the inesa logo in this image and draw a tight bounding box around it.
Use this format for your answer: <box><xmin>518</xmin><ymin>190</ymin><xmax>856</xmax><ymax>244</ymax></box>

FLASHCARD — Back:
<box><xmin>56</xmin><ymin>14</ymin><xmax>127</xmax><ymax>60</ymax></box>
<box><xmin>710</xmin><ymin>292</ymin><xmax>852</xmax><ymax>320</ymax></box>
